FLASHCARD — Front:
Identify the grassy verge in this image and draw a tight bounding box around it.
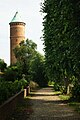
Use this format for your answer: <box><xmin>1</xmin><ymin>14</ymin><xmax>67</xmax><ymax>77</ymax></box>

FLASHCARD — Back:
<box><xmin>53</xmin><ymin>91</ymin><xmax>61</xmax><ymax>95</ymax></box>
<box><xmin>59</xmin><ymin>94</ymin><xmax>70</xmax><ymax>100</ymax></box>
<box><xmin>58</xmin><ymin>93</ymin><xmax>80</xmax><ymax>113</ymax></box>
<box><xmin>69</xmin><ymin>102</ymin><xmax>80</xmax><ymax>113</ymax></box>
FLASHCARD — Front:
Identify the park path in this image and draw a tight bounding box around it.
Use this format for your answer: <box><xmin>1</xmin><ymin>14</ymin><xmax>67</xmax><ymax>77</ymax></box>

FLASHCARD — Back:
<box><xmin>8</xmin><ymin>87</ymin><xmax>80</xmax><ymax>120</ymax></box>
<box><xmin>27</xmin><ymin>87</ymin><xmax>80</xmax><ymax>120</ymax></box>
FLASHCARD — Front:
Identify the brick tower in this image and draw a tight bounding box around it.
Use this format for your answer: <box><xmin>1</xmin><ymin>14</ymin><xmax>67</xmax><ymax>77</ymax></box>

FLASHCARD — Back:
<box><xmin>9</xmin><ymin>12</ymin><xmax>26</xmax><ymax>64</ymax></box>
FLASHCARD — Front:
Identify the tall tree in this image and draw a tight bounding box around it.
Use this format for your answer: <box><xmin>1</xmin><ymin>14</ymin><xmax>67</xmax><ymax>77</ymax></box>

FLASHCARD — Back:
<box><xmin>42</xmin><ymin>0</ymin><xmax>80</xmax><ymax>92</ymax></box>
<box><xmin>14</xmin><ymin>39</ymin><xmax>47</xmax><ymax>86</ymax></box>
<box><xmin>13</xmin><ymin>39</ymin><xmax>37</xmax><ymax>80</ymax></box>
<box><xmin>30</xmin><ymin>52</ymin><xmax>48</xmax><ymax>87</ymax></box>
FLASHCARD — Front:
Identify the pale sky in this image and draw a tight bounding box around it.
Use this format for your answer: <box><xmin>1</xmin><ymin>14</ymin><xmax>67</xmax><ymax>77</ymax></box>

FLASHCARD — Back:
<box><xmin>0</xmin><ymin>0</ymin><xmax>44</xmax><ymax>65</ymax></box>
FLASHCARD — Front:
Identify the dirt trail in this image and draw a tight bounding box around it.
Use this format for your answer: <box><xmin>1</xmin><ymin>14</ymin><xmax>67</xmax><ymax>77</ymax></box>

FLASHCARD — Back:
<box><xmin>8</xmin><ymin>87</ymin><xmax>80</xmax><ymax>120</ymax></box>
<box><xmin>27</xmin><ymin>87</ymin><xmax>80</xmax><ymax>120</ymax></box>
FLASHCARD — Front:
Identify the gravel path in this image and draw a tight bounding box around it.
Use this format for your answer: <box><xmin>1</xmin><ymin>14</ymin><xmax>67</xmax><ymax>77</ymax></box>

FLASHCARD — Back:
<box><xmin>27</xmin><ymin>87</ymin><xmax>80</xmax><ymax>120</ymax></box>
<box><xmin>8</xmin><ymin>87</ymin><xmax>80</xmax><ymax>120</ymax></box>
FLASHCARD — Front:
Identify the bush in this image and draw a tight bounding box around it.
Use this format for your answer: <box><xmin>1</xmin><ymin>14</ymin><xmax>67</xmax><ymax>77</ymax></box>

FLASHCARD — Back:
<box><xmin>60</xmin><ymin>86</ymin><xmax>67</xmax><ymax>94</ymax></box>
<box><xmin>18</xmin><ymin>79</ymin><xmax>28</xmax><ymax>90</ymax></box>
<box><xmin>71</xmin><ymin>83</ymin><xmax>80</xmax><ymax>101</ymax></box>
<box><xmin>53</xmin><ymin>83</ymin><xmax>60</xmax><ymax>91</ymax></box>
<box><xmin>0</xmin><ymin>81</ymin><xmax>11</xmax><ymax>104</ymax></box>
<box><xmin>4</xmin><ymin>66</ymin><xmax>18</xmax><ymax>82</ymax></box>
<box><xmin>0</xmin><ymin>79</ymin><xmax>28</xmax><ymax>105</ymax></box>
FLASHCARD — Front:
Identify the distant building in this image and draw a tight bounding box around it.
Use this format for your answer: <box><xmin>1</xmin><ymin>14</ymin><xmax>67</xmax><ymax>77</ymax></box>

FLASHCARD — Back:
<box><xmin>9</xmin><ymin>12</ymin><xmax>26</xmax><ymax>64</ymax></box>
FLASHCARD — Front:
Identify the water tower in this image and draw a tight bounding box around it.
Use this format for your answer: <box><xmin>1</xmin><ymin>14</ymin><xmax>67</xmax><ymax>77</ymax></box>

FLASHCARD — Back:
<box><xmin>9</xmin><ymin>12</ymin><xmax>26</xmax><ymax>64</ymax></box>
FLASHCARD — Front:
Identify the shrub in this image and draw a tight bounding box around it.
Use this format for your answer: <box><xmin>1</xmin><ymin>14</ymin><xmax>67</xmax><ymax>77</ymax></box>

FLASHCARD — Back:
<box><xmin>0</xmin><ymin>79</ymin><xmax>28</xmax><ymax>105</ymax></box>
<box><xmin>18</xmin><ymin>79</ymin><xmax>28</xmax><ymax>90</ymax></box>
<box><xmin>60</xmin><ymin>86</ymin><xmax>67</xmax><ymax>94</ymax></box>
<box><xmin>0</xmin><ymin>81</ymin><xmax>10</xmax><ymax>104</ymax></box>
<box><xmin>53</xmin><ymin>83</ymin><xmax>60</xmax><ymax>91</ymax></box>
<box><xmin>71</xmin><ymin>83</ymin><xmax>80</xmax><ymax>101</ymax></box>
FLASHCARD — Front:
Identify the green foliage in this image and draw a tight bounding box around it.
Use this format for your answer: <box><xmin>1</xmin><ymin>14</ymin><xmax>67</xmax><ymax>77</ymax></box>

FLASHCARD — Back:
<box><xmin>59</xmin><ymin>95</ymin><xmax>70</xmax><ymax>101</ymax></box>
<box><xmin>71</xmin><ymin>83</ymin><xmax>80</xmax><ymax>101</ymax></box>
<box><xmin>0</xmin><ymin>81</ymin><xmax>14</xmax><ymax>104</ymax></box>
<box><xmin>53</xmin><ymin>91</ymin><xmax>61</xmax><ymax>95</ymax></box>
<box><xmin>14</xmin><ymin>39</ymin><xmax>48</xmax><ymax>87</ymax></box>
<box><xmin>41</xmin><ymin>0</ymin><xmax>80</xmax><ymax>98</ymax></box>
<box><xmin>4</xmin><ymin>66</ymin><xmax>18</xmax><ymax>81</ymax></box>
<box><xmin>30</xmin><ymin>52</ymin><xmax>48</xmax><ymax>87</ymax></box>
<box><xmin>0</xmin><ymin>79</ymin><xmax>28</xmax><ymax>105</ymax></box>
<box><xmin>60</xmin><ymin>86</ymin><xmax>67</xmax><ymax>94</ymax></box>
<box><xmin>53</xmin><ymin>82</ymin><xmax>60</xmax><ymax>91</ymax></box>
<box><xmin>13</xmin><ymin>39</ymin><xmax>37</xmax><ymax>80</ymax></box>
<box><xmin>48</xmin><ymin>81</ymin><xmax>54</xmax><ymax>86</ymax></box>
<box><xmin>18</xmin><ymin>78</ymin><xmax>28</xmax><ymax>90</ymax></box>
<box><xmin>0</xmin><ymin>59</ymin><xmax>7</xmax><ymax>72</ymax></box>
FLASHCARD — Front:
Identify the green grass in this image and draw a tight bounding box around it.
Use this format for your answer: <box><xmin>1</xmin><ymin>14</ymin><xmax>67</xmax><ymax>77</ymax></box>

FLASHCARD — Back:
<box><xmin>59</xmin><ymin>95</ymin><xmax>70</xmax><ymax>100</ymax></box>
<box><xmin>53</xmin><ymin>91</ymin><xmax>61</xmax><ymax>95</ymax></box>
<box><xmin>58</xmin><ymin>94</ymin><xmax>80</xmax><ymax>113</ymax></box>
<box><xmin>69</xmin><ymin>102</ymin><xmax>80</xmax><ymax>113</ymax></box>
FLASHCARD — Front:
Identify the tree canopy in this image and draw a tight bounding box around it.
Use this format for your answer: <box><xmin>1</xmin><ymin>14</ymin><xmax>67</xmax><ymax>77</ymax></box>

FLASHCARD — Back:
<box><xmin>13</xmin><ymin>39</ymin><xmax>37</xmax><ymax>79</ymax></box>
<box><xmin>42</xmin><ymin>0</ymin><xmax>80</xmax><ymax>95</ymax></box>
<box><xmin>13</xmin><ymin>39</ymin><xmax>47</xmax><ymax>86</ymax></box>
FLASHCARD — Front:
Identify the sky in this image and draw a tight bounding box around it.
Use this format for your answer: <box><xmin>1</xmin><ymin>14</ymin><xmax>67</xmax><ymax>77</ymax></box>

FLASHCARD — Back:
<box><xmin>0</xmin><ymin>0</ymin><xmax>44</xmax><ymax>65</ymax></box>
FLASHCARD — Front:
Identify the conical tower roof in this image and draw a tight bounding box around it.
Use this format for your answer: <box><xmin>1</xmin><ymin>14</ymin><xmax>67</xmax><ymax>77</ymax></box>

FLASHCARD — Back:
<box><xmin>10</xmin><ymin>11</ymin><xmax>24</xmax><ymax>23</ymax></box>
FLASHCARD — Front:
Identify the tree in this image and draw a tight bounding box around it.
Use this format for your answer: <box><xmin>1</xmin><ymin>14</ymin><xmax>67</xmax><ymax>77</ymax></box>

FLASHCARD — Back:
<box><xmin>42</xmin><ymin>0</ymin><xmax>80</xmax><ymax>94</ymax></box>
<box><xmin>4</xmin><ymin>65</ymin><xmax>18</xmax><ymax>82</ymax></box>
<box><xmin>14</xmin><ymin>39</ymin><xmax>47</xmax><ymax>86</ymax></box>
<box><xmin>30</xmin><ymin>52</ymin><xmax>48</xmax><ymax>87</ymax></box>
<box><xmin>13</xmin><ymin>39</ymin><xmax>37</xmax><ymax>80</ymax></box>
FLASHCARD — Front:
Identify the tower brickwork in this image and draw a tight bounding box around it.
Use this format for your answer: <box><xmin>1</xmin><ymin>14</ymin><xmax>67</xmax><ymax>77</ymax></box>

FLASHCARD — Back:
<box><xmin>9</xmin><ymin>12</ymin><xmax>26</xmax><ymax>64</ymax></box>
